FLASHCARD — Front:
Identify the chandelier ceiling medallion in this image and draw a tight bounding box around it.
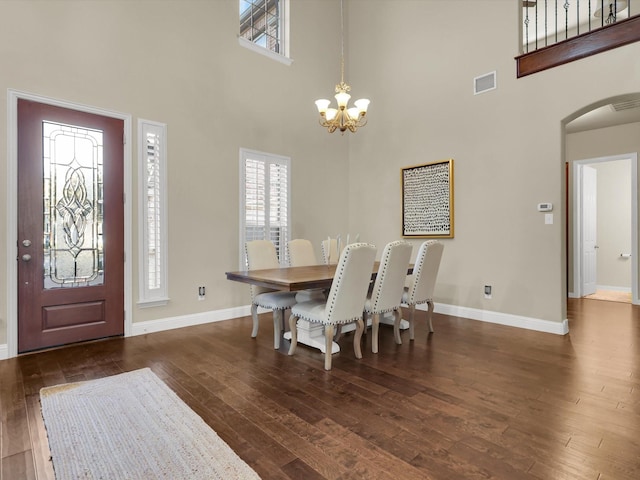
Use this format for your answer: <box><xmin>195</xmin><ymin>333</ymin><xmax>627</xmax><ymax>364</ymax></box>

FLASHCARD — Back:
<box><xmin>315</xmin><ymin>0</ymin><xmax>370</xmax><ymax>134</ymax></box>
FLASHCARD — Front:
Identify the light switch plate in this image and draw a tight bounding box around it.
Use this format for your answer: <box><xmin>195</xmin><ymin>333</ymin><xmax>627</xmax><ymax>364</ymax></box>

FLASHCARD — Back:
<box><xmin>545</xmin><ymin>213</ymin><xmax>553</xmax><ymax>224</ymax></box>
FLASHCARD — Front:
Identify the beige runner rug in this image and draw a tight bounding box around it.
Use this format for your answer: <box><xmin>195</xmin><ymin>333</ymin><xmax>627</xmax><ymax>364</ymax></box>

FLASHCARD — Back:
<box><xmin>40</xmin><ymin>368</ymin><xmax>261</xmax><ymax>480</ymax></box>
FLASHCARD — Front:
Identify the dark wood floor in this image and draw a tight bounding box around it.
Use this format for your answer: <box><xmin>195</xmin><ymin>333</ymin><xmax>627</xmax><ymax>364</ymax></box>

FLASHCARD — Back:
<box><xmin>2</xmin><ymin>298</ymin><xmax>639</xmax><ymax>479</ymax></box>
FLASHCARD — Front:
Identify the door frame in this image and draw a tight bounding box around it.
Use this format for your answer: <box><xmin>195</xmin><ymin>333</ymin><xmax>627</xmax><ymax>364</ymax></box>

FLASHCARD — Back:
<box><xmin>6</xmin><ymin>89</ymin><xmax>133</xmax><ymax>358</ymax></box>
<box><xmin>579</xmin><ymin>163</ymin><xmax>598</xmax><ymax>297</ymax></box>
<box><xmin>571</xmin><ymin>153</ymin><xmax>638</xmax><ymax>304</ymax></box>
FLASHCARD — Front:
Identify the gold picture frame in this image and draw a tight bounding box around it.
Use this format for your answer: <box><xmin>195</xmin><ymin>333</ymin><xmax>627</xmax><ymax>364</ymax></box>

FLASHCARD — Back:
<box><xmin>401</xmin><ymin>159</ymin><xmax>454</xmax><ymax>238</ymax></box>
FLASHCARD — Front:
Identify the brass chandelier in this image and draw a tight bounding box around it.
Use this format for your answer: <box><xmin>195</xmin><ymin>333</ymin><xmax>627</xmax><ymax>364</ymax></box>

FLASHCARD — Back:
<box><xmin>314</xmin><ymin>0</ymin><xmax>370</xmax><ymax>134</ymax></box>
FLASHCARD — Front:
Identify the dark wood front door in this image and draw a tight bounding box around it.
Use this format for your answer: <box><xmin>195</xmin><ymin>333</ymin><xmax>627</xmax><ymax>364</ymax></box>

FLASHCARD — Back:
<box><xmin>17</xmin><ymin>99</ymin><xmax>125</xmax><ymax>353</ymax></box>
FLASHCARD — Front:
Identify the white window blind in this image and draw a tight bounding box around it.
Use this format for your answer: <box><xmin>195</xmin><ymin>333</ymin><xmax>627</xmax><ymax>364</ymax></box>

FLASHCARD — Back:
<box><xmin>240</xmin><ymin>149</ymin><xmax>290</xmax><ymax>268</ymax></box>
<box><xmin>138</xmin><ymin>120</ymin><xmax>168</xmax><ymax>307</ymax></box>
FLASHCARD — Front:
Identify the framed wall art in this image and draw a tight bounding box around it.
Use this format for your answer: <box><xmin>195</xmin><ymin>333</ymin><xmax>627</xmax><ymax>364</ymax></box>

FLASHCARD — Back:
<box><xmin>401</xmin><ymin>159</ymin><xmax>454</xmax><ymax>238</ymax></box>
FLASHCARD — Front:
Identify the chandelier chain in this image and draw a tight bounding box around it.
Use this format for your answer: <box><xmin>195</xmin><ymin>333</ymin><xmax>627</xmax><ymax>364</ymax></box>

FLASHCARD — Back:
<box><xmin>314</xmin><ymin>0</ymin><xmax>370</xmax><ymax>134</ymax></box>
<box><xmin>340</xmin><ymin>0</ymin><xmax>345</xmax><ymax>85</ymax></box>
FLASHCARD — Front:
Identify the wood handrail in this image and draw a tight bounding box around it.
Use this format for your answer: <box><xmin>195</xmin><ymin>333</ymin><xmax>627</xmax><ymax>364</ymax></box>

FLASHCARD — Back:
<box><xmin>516</xmin><ymin>15</ymin><xmax>640</xmax><ymax>77</ymax></box>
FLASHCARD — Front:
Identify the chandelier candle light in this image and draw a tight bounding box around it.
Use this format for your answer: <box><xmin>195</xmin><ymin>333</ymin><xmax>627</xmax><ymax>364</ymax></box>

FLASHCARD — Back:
<box><xmin>315</xmin><ymin>0</ymin><xmax>370</xmax><ymax>134</ymax></box>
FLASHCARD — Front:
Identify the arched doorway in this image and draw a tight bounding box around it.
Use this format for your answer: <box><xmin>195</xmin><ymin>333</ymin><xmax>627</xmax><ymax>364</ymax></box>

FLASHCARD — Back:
<box><xmin>563</xmin><ymin>93</ymin><xmax>640</xmax><ymax>306</ymax></box>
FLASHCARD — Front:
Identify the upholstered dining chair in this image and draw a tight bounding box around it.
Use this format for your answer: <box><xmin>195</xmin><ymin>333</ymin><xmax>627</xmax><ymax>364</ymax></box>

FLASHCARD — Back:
<box><xmin>321</xmin><ymin>238</ymin><xmax>340</xmax><ymax>265</ymax></box>
<box><xmin>397</xmin><ymin>240</ymin><xmax>444</xmax><ymax>344</ymax></box>
<box><xmin>245</xmin><ymin>240</ymin><xmax>297</xmax><ymax>350</ymax></box>
<box><xmin>287</xmin><ymin>239</ymin><xmax>325</xmax><ymax>302</ymax></box>
<box><xmin>364</xmin><ymin>240</ymin><xmax>413</xmax><ymax>353</ymax></box>
<box><xmin>288</xmin><ymin>243</ymin><xmax>377</xmax><ymax>370</ymax></box>
<box><xmin>288</xmin><ymin>239</ymin><xmax>318</xmax><ymax>266</ymax></box>
<box><xmin>321</xmin><ymin>235</ymin><xmax>360</xmax><ymax>265</ymax></box>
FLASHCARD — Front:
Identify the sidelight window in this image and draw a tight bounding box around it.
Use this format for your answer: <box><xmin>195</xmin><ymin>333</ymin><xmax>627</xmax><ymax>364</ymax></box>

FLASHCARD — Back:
<box><xmin>138</xmin><ymin>120</ymin><xmax>169</xmax><ymax>306</ymax></box>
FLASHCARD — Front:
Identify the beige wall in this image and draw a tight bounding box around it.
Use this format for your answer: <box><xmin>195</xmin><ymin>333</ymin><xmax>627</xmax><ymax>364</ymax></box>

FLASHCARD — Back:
<box><xmin>0</xmin><ymin>0</ymin><xmax>350</xmax><ymax>345</ymax></box>
<box><xmin>2</xmin><ymin>0</ymin><xmax>640</xmax><ymax>348</ymax></box>
<box><xmin>347</xmin><ymin>0</ymin><xmax>640</xmax><ymax>322</ymax></box>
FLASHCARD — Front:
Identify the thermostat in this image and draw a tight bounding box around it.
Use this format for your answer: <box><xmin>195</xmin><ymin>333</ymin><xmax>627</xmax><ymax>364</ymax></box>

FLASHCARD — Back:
<box><xmin>537</xmin><ymin>203</ymin><xmax>553</xmax><ymax>212</ymax></box>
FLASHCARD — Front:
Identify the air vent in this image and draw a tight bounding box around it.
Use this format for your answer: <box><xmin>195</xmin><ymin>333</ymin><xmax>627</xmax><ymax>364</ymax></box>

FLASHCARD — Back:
<box><xmin>611</xmin><ymin>99</ymin><xmax>640</xmax><ymax>112</ymax></box>
<box><xmin>474</xmin><ymin>71</ymin><xmax>496</xmax><ymax>95</ymax></box>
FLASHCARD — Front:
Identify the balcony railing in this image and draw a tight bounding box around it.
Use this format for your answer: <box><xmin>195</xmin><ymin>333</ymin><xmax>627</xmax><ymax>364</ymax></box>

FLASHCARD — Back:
<box><xmin>516</xmin><ymin>1</ymin><xmax>640</xmax><ymax>77</ymax></box>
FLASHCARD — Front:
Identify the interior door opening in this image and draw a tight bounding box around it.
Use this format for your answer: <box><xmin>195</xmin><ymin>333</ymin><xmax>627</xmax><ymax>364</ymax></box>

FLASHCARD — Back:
<box><xmin>571</xmin><ymin>154</ymin><xmax>637</xmax><ymax>304</ymax></box>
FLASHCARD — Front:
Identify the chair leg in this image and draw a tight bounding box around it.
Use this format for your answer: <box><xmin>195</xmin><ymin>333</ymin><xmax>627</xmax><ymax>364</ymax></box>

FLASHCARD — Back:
<box><xmin>393</xmin><ymin>309</ymin><xmax>403</xmax><ymax>345</ymax></box>
<box><xmin>409</xmin><ymin>305</ymin><xmax>416</xmax><ymax>341</ymax></box>
<box><xmin>333</xmin><ymin>324</ymin><xmax>343</xmax><ymax>342</ymax></box>
<box><xmin>251</xmin><ymin>304</ymin><xmax>259</xmax><ymax>338</ymax></box>
<box><xmin>272</xmin><ymin>310</ymin><xmax>282</xmax><ymax>350</ymax></box>
<box><xmin>372</xmin><ymin>313</ymin><xmax>380</xmax><ymax>353</ymax></box>
<box><xmin>427</xmin><ymin>300</ymin><xmax>435</xmax><ymax>333</ymax></box>
<box><xmin>354</xmin><ymin>318</ymin><xmax>364</xmax><ymax>359</ymax></box>
<box><xmin>288</xmin><ymin>315</ymin><xmax>298</xmax><ymax>355</ymax></box>
<box><xmin>324</xmin><ymin>324</ymin><xmax>334</xmax><ymax>370</ymax></box>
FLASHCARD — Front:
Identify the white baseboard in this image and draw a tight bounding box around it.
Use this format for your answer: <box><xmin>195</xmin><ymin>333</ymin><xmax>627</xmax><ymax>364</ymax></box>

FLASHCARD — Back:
<box><xmin>596</xmin><ymin>285</ymin><xmax>632</xmax><ymax>293</ymax></box>
<box><xmin>131</xmin><ymin>302</ymin><xmax>569</xmax><ymax>339</ymax></box>
<box><xmin>0</xmin><ymin>304</ymin><xmax>568</xmax><ymax>360</ymax></box>
<box><xmin>569</xmin><ymin>287</ymin><xmax>632</xmax><ymax>299</ymax></box>
<box><xmin>130</xmin><ymin>305</ymin><xmax>252</xmax><ymax>336</ymax></box>
<box><xmin>431</xmin><ymin>303</ymin><xmax>569</xmax><ymax>335</ymax></box>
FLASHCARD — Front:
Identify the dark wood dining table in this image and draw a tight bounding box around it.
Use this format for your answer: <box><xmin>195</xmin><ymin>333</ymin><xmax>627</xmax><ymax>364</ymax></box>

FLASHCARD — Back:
<box><xmin>225</xmin><ymin>262</ymin><xmax>412</xmax><ymax>354</ymax></box>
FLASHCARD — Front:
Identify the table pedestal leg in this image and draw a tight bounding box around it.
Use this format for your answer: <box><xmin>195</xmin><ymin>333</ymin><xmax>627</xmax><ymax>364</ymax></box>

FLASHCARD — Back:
<box><xmin>339</xmin><ymin>313</ymin><xmax>408</xmax><ymax>334</ymax></box>
<box><xmin>283</xmin><ymin>319</ymin><xmax>340</xmax><ymax>354</ymax></box>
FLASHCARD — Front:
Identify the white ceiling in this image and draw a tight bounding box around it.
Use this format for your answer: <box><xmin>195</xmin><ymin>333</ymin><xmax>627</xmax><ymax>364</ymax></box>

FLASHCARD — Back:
<box><xmin>565</xmin><ymin>97</ymin><xmax>640</xmax><ymax>133</ymax></box>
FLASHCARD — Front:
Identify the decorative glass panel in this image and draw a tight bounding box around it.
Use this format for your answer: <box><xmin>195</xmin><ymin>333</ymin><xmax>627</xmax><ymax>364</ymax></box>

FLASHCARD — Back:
<box><xmin>43</xmin><ymin>121</ymin><xmax>104</xmax><ymax>289</ymax></box>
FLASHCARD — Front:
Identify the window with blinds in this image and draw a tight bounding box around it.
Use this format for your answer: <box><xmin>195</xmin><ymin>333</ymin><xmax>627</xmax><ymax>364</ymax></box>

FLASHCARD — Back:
<box><xmin>240</xmin><ymin>149</ymin><xmax>290</xmax><ymax>268</ymax></box>
<box><xmin>138</xmin><ymin>120</ymin><xmax>169</xmax><ymax>306</ymax></box>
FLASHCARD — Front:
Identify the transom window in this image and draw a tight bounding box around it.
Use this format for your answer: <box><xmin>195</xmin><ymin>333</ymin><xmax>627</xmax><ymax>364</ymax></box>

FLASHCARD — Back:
<box><xmin>239</xmin><ymin>0</ymin><xmax>291</xmax><ymax>64</ymax></box>
<box><xmin>240</xmin><ymin>0</ymin><xmax>281</xmax><ymax>52</ymax></box>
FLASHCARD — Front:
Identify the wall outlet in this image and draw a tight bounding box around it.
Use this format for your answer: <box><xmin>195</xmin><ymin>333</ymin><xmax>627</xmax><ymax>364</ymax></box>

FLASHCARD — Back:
<box><xmin>198</xmin><ymin>286</ymin><xmax>205</xmax><ymax>300</ymax></box>
<box><xmin>484</xmin><ymin>285</ymin><xmax>492</xmax><ymax>299</ymax></box>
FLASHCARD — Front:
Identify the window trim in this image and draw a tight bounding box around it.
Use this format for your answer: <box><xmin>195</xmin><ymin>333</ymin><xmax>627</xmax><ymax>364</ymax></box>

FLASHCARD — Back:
<box><xmin>137</xmin><ymin>119</ymin><xmax>169</xmax><ymax>307</ymax></box>
<box><xmin>239</xmin><ymin>148</ymin><xmax>291</xmax><ymax>269</ymax></box>
<box><xmin>238</xmin><ymin>36</ymin><xmax>293</xmax><ymax>65</ymax></box>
